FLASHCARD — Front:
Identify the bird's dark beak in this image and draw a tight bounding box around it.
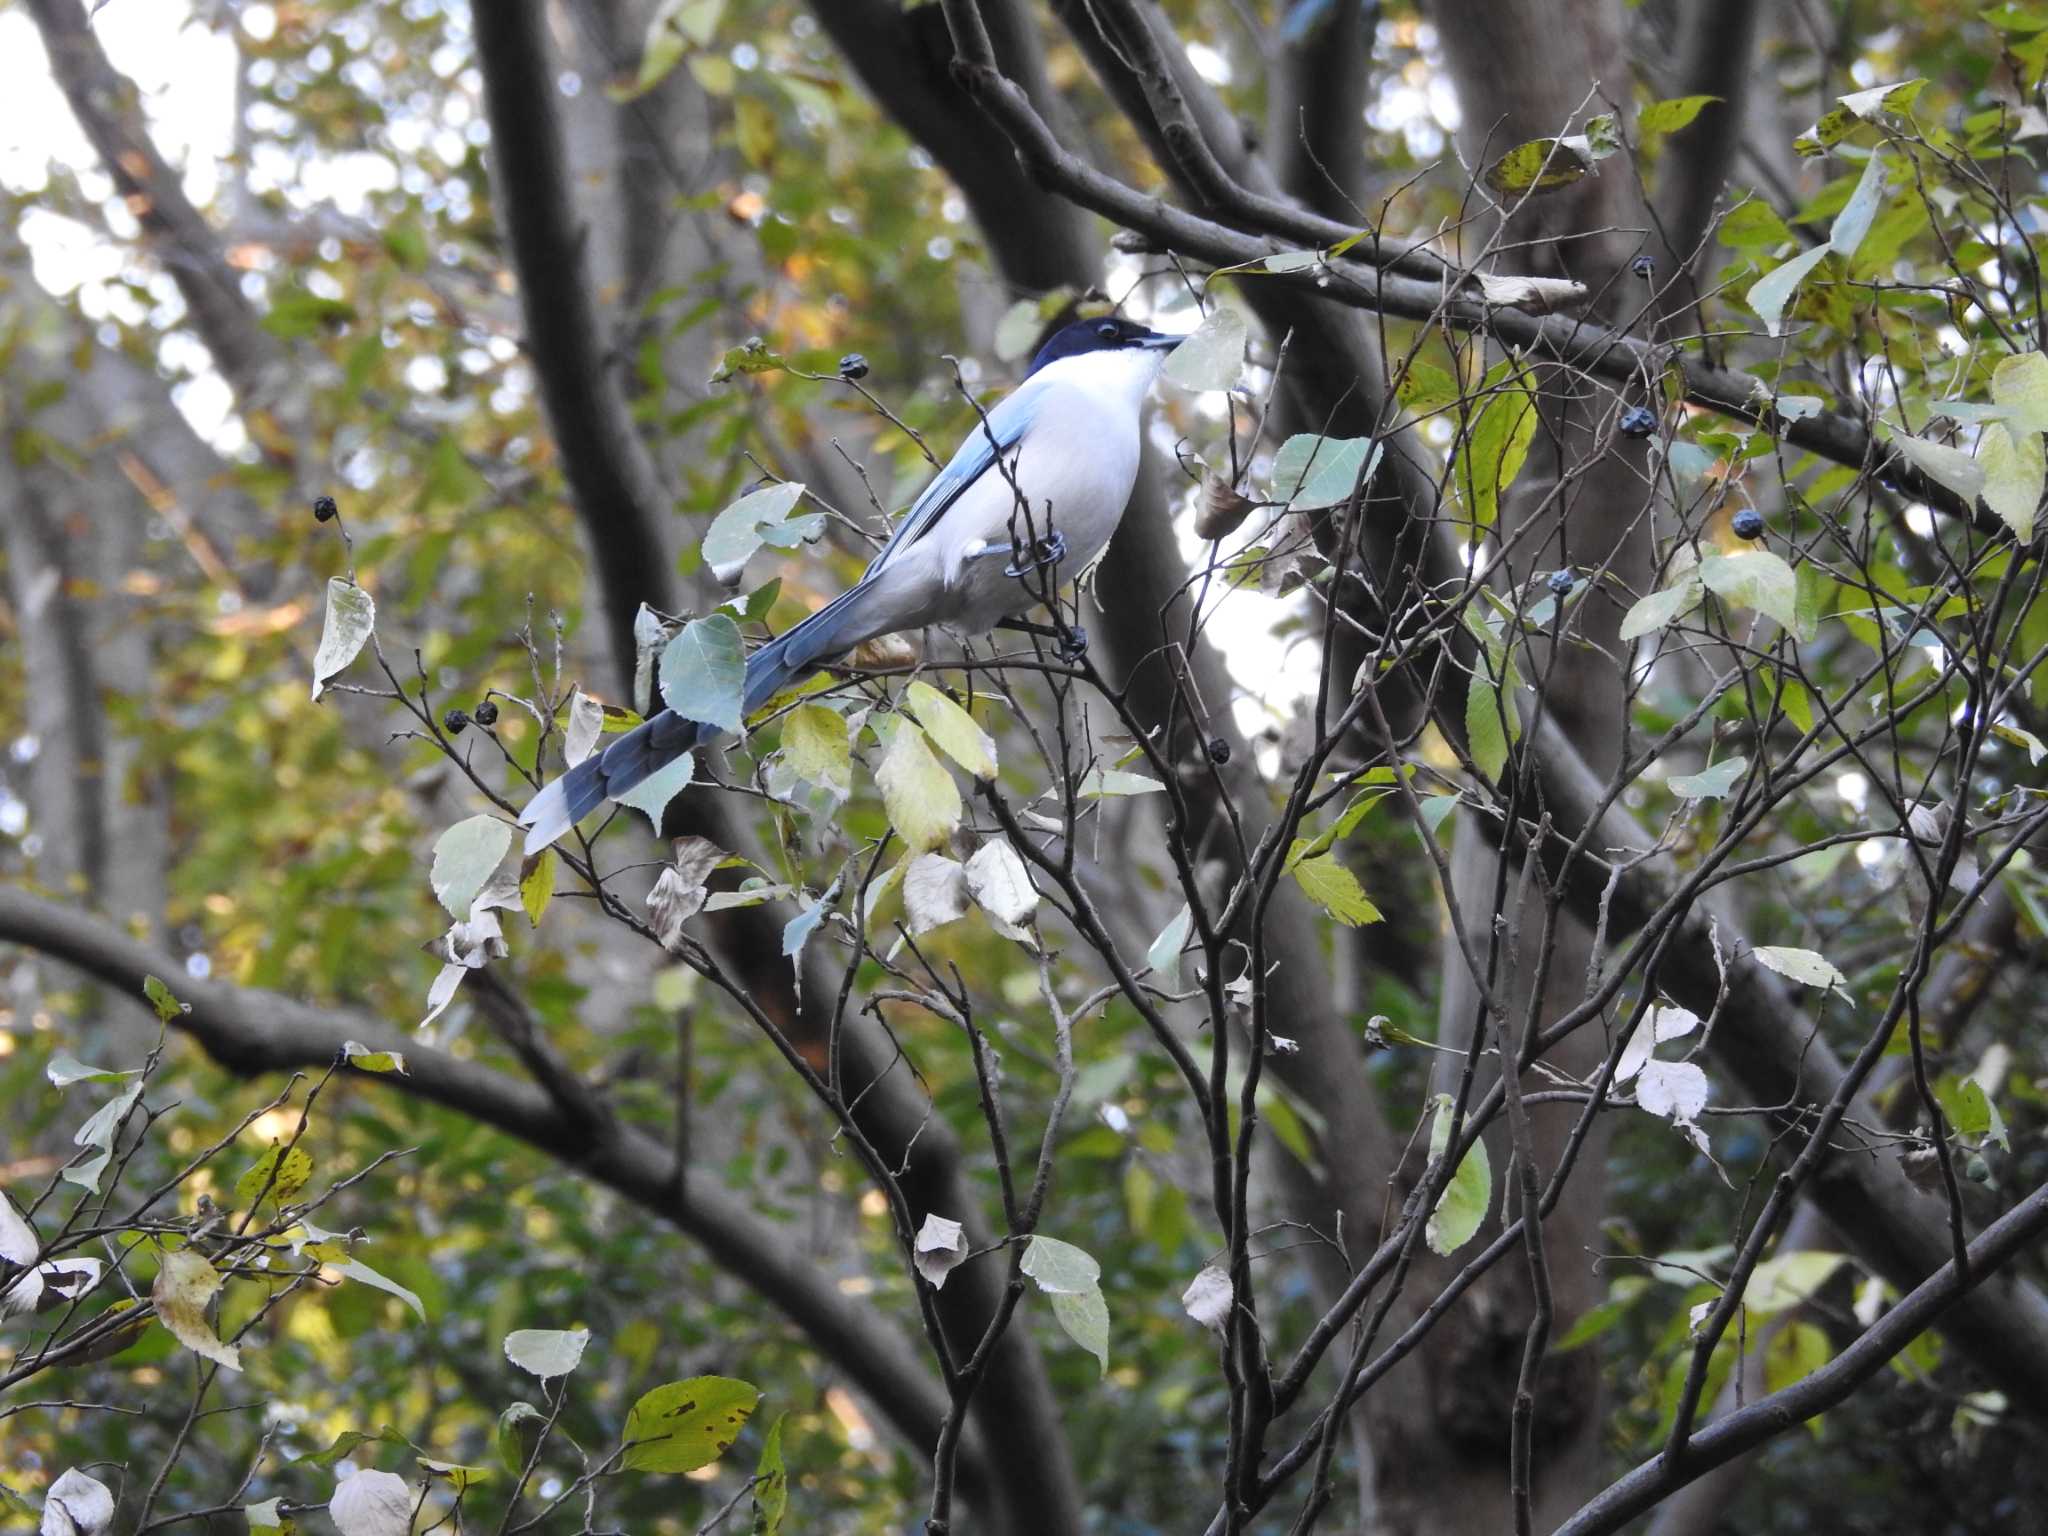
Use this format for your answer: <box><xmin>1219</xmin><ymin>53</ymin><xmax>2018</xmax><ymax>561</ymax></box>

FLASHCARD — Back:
<box><xmin>1140</xmin><ymin>330</ymin><xmax>1182</xmax><ymax>350</ymax></box>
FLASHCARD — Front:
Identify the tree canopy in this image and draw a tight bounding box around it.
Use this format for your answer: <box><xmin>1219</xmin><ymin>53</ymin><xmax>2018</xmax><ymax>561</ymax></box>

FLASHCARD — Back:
<box><xmin>5</xmin><ymin>1</ymin><xmax>2048</xmax><ymax>1533</ymax></box>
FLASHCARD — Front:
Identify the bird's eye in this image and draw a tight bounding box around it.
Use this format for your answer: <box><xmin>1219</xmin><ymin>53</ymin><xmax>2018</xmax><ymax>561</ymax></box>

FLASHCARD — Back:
<box><xmin>1096</xmin><ymin>321</ymin><xmax>1118</xmax><ymax>339</ymax></box>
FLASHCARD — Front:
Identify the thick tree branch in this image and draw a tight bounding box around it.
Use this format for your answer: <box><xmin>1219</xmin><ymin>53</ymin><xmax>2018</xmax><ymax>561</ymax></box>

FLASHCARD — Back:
<box><xmin>24</xmin><ymin>0</ymin><xmax>283</xmax><ymax>407</ymax></box>
<box><xmin>1650</xmin><ymin>0</ymin><xmax>1767</xmax><ymax>272</ymax></box>
<box><xmin>1512</xmin><ymin>705</ymin><xmax>2048</xmax><ymax>1414</ymax></box>
<box><xmin>1555</xmin><ymin>1177</ymin><xmax>2048</xmax><ymax>1536</ymax></box>
<box><xmin>471</xmin><ymin>0</ymin><xmax>680</xmax><ymax>688</ymax></box>
<box><xmin>0</xmin><ymin>887</ymin><xmax>983</xmax><ymax>1490</ymax></box>
<box><xmin>938</xmin><ymin>0</ymin><xmax>1987</xmax><ymax>530</ymax></box>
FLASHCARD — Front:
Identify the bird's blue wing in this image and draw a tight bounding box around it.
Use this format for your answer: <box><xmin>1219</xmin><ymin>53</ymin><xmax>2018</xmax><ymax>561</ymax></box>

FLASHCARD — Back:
<box><xmin>870</xmin><ymin>378</ymin><xmax>1046</xmax><ymax>568</ymax></box>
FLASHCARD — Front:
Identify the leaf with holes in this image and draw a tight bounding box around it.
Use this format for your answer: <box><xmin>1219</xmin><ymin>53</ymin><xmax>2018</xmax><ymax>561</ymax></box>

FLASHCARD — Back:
<box><xmin>236</xmin><ymin>1145</ymin><xmax>313</xmax><ymax>1209</ymax></box>
<box><xmin>622</xmin><ymin>1377</ymin><xmax>761</xmax><ymax>1473</ymax></box>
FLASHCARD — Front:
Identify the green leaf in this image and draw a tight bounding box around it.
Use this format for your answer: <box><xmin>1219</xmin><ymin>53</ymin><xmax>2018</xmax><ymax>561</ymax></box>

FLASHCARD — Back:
<box><xmin>1719</xmin><ymin>200</ymin><xmax>1794</xmax><ymax>249</ymax></box>
<box><xmin>419</xmin><ymin>1459</ymin><xmax>492</xmax><ymax>1492</ymax></box>
<box><xmin>622</xmin><ymin>1377</ymin><xmax>761</xmax><ymax>1473</ymax></box>
<box><xmin>1482</xmin><ymin>137</ymin><xmax>1593</xmax><ymax>194</ymax></box>
<box><xmin>1077</xmin><ymin>766</ymin><xmax>1164</xmax><ymax>797</ymax></box>
<box><xmin>1619</xmin><ymin>574</ymin><xmax>1704</xmax><ymax>641</ymax></box>
<box><xmin>141</xmin><ymin>975</ymin><xmax>189</xmax><ymax>1025</ymax></box>
<box><xmin>1465</xmin><ymin>663</ymin><xmax>1514</xmax><ymax>783</ymax></box>
<box><xmin>1396</xmin><ymin>361</ymin><xmax>1460</xmax><ymax>415</ymax></box>
<box><xmin>1886</xmin><ymin>429</ymin><xmax>1986</xmax><ymax>506</ymax></box>
<box><xmin>1161</xmin><ymin>306</ymin><xmax>1246</xmax><ymax>393</ymax></box>
<box><xmin>1289</xmin><ymin>854</ymin><xmax>1383</xmax><ymax>927</ymax></box>
<box><xmin>310</xmin><ymin>578</ymin><xmax>375</xmax><ymax>700</ymax></box>
<box><xmin>519</xmin><ymin>849</ymin><xmax>556</xmax><ymax>928</ymax></box>
<box><xmin>702</xmin><ymin>482</ymin><xmax>807</xmax><ymax>585</ymax></box>
<box><xmin>236</xmin><ymin>1145</ymin><xmax>313</xmax><ymax>1208</ymax></box>
<box><xmin>1147</xmin><ymin>904</ymin><xmax>1192</xmax><ymax>986</ymax></box>
<box><xmin>659</xmin><ymin>615</ymin><xmax>746</xmax><ymax>734</ymax></box>
<box><xmin>338</xmin><ymin>1259</ymin><xmax>426</xmax><ymax>1320</ymax></box>
<box><xmin>1766</xmin><ymin>1321</ymin><xmax>1834</xmax><ymax>1422</ymax></box>
<box><xmin>1048</xmin><ymin>1286</ymin><xmax>1110</xmax><ymax>1376</ymax></box>
<box><xmin>1746</xmin><ymin>246</ymin><xmax>1831</xmax><ymax>337</ymax></box>
<box><xmin>780</xmin><ymin>704</ymin><xmax>851</xmax><ymax>792</ymax></box>
<box><xmin>47</xmin><ymin>1051</ymin><xmax>137</xmax><ymax>1086</ymax></box>
<box><xmin>902</xmin><ymin>682</ymin><xmax>997</xmax><ymax>780</ymax></box>
<box><xmin>1829</xmin><ymin>153</ymin><xmax>1887</xmax><ymax>258</ymax></box>
<box><xmin>1668</xmin><ymin>756</ymin><xmax>1748</xmax><ymax>800</ymax></box>
<box><xmin>431</xmin><ymin>815</ymin><xmax>512</xmax><ymax>921</ymax></box>
<box><xmin>1426</xmin><ymin>1123</ymin><xmax>1492</xmax><ymax>1256</ymax></box>
<box><xmin>1935</xmin><ymin>1075</ymin><xmax>1993</xmax><ymax>1139</ymax></box>
<box><xmin>1020</xmin><ymin>1235</ymin><xmax>1100</xmax><ymax>1295</ymax></box>
<box><xmin>503</xmin><ymin>1327</ymin><xmax>590</xmax><ymax>1379</ymax></box>
<box><xmin>708</xmin><ymin>337</ymin><xmax>787</xmax><ymax>384</ymax></box>
<box><xmin>752</xmin><ymin>1413</ymin><xmax>788</xmax><ymax>1534</ymax></box>
<box><xmin>1992</xmin><ymin>351</ymin><xmax>2048</xmax><ymax>432</ymax></box>
<box><xmin>616</xmin><ymin>753</ymin><xmax>696</xmax><ymax>829</ymax></box>
<box><xmin>1743</xmin><ymin>1251</ymin><xmax>1849</xmax><ymax>1314</ymax></box>
<box><xmin>1638</xmin><ymin>94</ymin><xmax>1719</xmax><ymax>138</ymax></box>
<box><xmin>1700</xmin><ymin>551</ymin><xmax>1801</xmax><ymax>634</ymax></box>
<box><xmin>1269</xmin><ymin>434</ymin><xmax>1382</xmax><ymax>511</ymax></box>
<box><xmin>341</xmin><ymin>1040</ymin><xmax>407</xmax><ymax>1075</ymax></box>
<box><xmin>876</xmin><ymin>721</ymin><xmax>960</xmax><ymax>852</ymax></box>
<box><xmin>1418</xmin><ymin>793</ymin><xmax>1461</xmax><ymax>837</ymax></box>
<box><xmin>1450</xmin><ymin>356</ymin><xmax>1539</xmax><ymax>530</ymax></box>
<box><xmin>498</xmin><ymin>1402</ymin><xmax>545</xmax><ymax>1476</ymax></box>
<box><xmin>1979</xmin><ymin>424</ymin><xmax>2043</xmax><ymax>541</ymax></box>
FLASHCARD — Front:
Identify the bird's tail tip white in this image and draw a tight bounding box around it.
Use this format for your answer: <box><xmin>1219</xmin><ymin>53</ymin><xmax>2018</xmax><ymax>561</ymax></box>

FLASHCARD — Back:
<box><xmin>518</xmin><ymin>781</ymin><xmax>572</xmax><ymax>856</ymax></box>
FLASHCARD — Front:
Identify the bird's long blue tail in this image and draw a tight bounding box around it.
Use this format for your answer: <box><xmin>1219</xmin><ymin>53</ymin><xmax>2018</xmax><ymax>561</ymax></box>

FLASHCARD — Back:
<box><xmin>518</xmin><ymin>585</ymin><xmax>870</xmax><ymax>852</ymax></box>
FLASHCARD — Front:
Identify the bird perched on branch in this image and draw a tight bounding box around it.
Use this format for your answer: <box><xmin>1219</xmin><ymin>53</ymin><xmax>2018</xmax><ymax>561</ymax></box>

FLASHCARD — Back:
<box><xmin>519</xmin><ymin>314</ymin><xmax>1182</xmax><ymax>853</ymax></box>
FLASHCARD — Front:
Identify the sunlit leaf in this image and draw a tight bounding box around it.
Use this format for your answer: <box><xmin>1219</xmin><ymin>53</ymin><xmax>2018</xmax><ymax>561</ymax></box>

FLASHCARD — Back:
<box><xmin>1619</xmin><ymin>574</ymin><xmax>1705</xmax><ymax>641</ymax></box>
<box><xmin>1289</xmin><ymin>854</ymin><xmax>1382</xmax><ymax>927</ymax></box>
<box><xmin>780</xmin><ymin>703</ymin><xmax>851</xmax><ymax>793</ymax></box>
<box><xmin>1886</xmin><ymin>429</ymin><xmax>1986</xmax><ymax>505</ymax></box>
<box><xmin>41</xmin><ymin>1470</ymin><xmax>115</xmax><ymax>1536</ymax></box>
<box><xmin>328</xmin><ymin>1469</ymin><xmax>413</xmax><ymax>1536</ymax></box>
<box><xmin>902</xmin><ymin>682</ymin><xmax>997</xmax><ymax>780</ymax></box>
<box><xmin>1161</xmin><ymin>306</ymin><xmax>1246</xmax><ymax>393</ymax></box>
<box><xmin>877</xmin><ymin>721</ymin><xmax>961</xmax><ymax>852</ymax></box>
<box><xmin>503</xmin><ymin>1327</ymin><xmax>589</xmax><ymax>1379</ymax></box>
<box><xmin>1979</xmin><ymin>424</ymin><xmax>2043</xmax><ymax>541</ymax></box>
<box><xmin>430</xmin><ymin>815</ymin><xmax>513</xmax><ymax>922</ymax></box>
<box><xmin>1049</xmin><ymin>1286</ymin><xmax>1110</xmax><ymax>1375</ymax></box>
<box><xmin>1020</xmin><ymin>1234</ymin><xmax>1100</xmax><ymax>1295</ymax></box>
<box><xmin>1181</xmin><ymin>1265</ymin><xmax>1233</xmax><ymax>1332</ymax></box>
<box><xmin>622</xmin><ymin>1377</ymin><xmax>761</xmax><ymax>1473</ymax></box>
<box><xmin>701</xmin><ymin>482</ymin><xmax>809</xmax><ymax>586</ymax></box>
<box><xmin>152</xmin><ymin>1248</ymin><xmax>240</xmax><ymax>1372</ymax></box>
<box><xmin>1637</xmin><ymin>94</ymin><xmax>1719</xmax><ymax>138</ymax></box>
<box><xmin>1700</xmin><ymin>551</ymin><xmax>1801</xmax><ymax>634</ymax></box>
<box><xmin>1752</xmin><ymin>945</ymin><xmax>1847</xmax><ymax>991</ymax></box>
<box><xmin>1483</xmin><ymin>136</ymin><xmax>1592</xmax><ymax>194</ymax></box>
<box><xmin>1746</xmin><ymin>245</ymin><xmax>1831</xmax><ymax>337</ymax></box>
<box><xmin>913</xmin><ymin>1214</ymin><xmax>968</xmax><ymax>1290</ymax></box>
<box><xmin>235</xmin><ymin>1144</ymin><xmax>313</xmax><ymax>1208</ymax></box>
<box><xmin>310</xmin><ymin>578</ymin><xmax>376</xmax><ymax>701</ymax></box>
